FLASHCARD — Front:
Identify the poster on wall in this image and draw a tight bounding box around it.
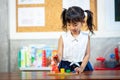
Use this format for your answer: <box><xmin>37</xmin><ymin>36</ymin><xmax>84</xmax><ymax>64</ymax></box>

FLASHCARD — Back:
<box><xmin>18</xmin><ymin>0</ymin><xmax>44</xmax><ymax>4</ymax></box>
<box><xmin>18</xmin><ymin>7</ymin><xmax>45</xmax><ymax>27</ymax></box>
<box><xmin>115</xmin><ymin>0</ymin><xmax>120</xmax><ymax>21</ymax></box>
<box><xmin>63</xmin><ymin>0</ymin><xmax>90</xmax><ymax>10</ymax></box>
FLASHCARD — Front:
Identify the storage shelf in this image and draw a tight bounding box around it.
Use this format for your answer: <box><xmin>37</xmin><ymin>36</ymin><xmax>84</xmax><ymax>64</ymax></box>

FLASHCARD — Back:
<box><xmin>94</xmin><ymin>66</ymin><xmax>120</xmax><ymax>70</ymax></box>
<box><xmin>20</xmin><ymin>67</ymin><xmax>51</xmax><ymax>71</ymax></box>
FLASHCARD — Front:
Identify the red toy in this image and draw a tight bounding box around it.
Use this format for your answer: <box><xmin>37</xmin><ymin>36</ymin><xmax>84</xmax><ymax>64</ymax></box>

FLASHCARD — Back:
<box><xmin>96</xmin><ymin>57</ymin><xmax>105</xmax><ymax>68</ymax></box>
<box><xmin>96</xmin><ymin>57</ymin><xmax>105</xmax><ymax>62</ymax></box>
<box><xmin>51</xmin><ymin>55</ymin><xmax>59</xmax><ymax>73</ymax></box>
<box><xmin>114</xmin><ymin>47</ymin><xmax>119</xmax><ymax>62</ymax></box>
<box><xmin>51</xmin><ymin>65</ymin><xmax>59</xmax><ymax>73</ymax></box>
<box><xmin>42</xmin><ymin>50</ymin><xmax>46</xmax><ymax>67</ymax></box>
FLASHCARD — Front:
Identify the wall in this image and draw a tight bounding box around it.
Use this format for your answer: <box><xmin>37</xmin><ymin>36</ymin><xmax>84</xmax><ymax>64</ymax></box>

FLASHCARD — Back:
<box><xmin>9</xmin><ymin>0</ymin><xmax>120</xmax><ymax>39</ymax></box>
<box><xmin>0</xmin><ymin>0</ymin><xmax>9</xmax><ymax>72</ymax></box>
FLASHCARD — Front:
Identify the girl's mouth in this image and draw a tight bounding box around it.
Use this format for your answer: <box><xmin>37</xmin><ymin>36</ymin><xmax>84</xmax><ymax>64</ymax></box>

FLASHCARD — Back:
<box><xmin>72</xmin><ymin>30</ymin><xmax>77</xmax><ymax>32</ymax></box>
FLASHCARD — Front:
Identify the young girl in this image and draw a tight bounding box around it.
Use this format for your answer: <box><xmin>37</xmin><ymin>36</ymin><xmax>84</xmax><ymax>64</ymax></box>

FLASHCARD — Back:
<box><xmin>55</xmin><ymin>6</ymin><xmax>94</xmax><ymax>74</ymax></box>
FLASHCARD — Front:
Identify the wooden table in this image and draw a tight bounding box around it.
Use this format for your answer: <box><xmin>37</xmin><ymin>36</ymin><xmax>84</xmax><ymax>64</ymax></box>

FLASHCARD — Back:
<box><xmin>0</xmin><ymin>70</ymin><xmax>120</xmax><ymax>80</ymax></box>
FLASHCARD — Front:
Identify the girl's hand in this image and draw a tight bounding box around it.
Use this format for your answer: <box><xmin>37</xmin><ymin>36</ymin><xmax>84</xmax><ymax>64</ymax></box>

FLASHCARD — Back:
<box><xmin>74</xmin><ymin>67</ymin><xmax>83</xmax><ymax>74</ymax></box>
<box><xmin>53</xmin><ymin>55</ymin><xmax>59</xmax><ymax>63</ymax></box>
<box><xmin>46</xmin><ymin>58</ymin><xmax>51</xmax><ymax>66</ymax></box>
<box><xmin>51</xmin><ymin>55</ymin><xmax>59</xmax><ymax>66</ymax></box>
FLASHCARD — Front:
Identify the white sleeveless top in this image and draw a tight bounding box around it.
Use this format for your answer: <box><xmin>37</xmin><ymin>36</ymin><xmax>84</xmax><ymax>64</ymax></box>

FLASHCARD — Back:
<box><xmin>62</xmin><ymin>31</ymin><xmax>88</xmax><ymax>63</ymax></box>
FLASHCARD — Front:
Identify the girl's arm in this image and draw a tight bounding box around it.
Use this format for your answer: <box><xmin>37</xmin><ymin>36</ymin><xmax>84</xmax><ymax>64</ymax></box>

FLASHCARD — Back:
<box><xmin>75</xmin><ymin>36</ymin><xmax>90</xmax><ymax>73</ymax></box>
<box><xmin>57</xmin><ymin>35</ymin><xmax>63</xmax><ymax>62</ymax></box>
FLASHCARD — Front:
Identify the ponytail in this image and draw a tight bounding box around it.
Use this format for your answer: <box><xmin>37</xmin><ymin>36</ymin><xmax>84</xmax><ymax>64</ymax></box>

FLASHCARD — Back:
<box><xmin>84</xmin><ymin>10</ymin><xmax>94</xmax><ymax>34</ymax></box>
<box><xmin>61</xmin><ymin>8</ymin><xmax>67</xmax><ymax>31</ymax></box>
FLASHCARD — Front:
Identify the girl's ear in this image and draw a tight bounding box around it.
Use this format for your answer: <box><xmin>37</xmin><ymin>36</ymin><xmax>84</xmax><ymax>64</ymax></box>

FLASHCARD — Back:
<box><xmin>82</xmin><ymin>20</ymin><xmax>85</xmax><ymax>23</ymax></box>
<box><xmin>84</xmin><ymin>16</ymin><xmax>87</xmax><ymax>23</ymax></box>
<box><xmin>67</xmin><ymin>26</ymin><xmax>70</xmax><ymax>31</ymax></box>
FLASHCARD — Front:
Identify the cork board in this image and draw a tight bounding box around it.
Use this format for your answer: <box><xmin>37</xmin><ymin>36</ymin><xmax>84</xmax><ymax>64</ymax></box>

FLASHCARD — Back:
<box><xmin>16</xmin><ymin>0</ymin><xmax>97</xmax><ymax>32</ymax></box>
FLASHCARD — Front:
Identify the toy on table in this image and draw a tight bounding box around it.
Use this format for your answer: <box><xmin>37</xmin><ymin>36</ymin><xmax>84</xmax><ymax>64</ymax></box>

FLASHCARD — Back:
<box><xmin>96</xmin><ymin>57</ymin><xmax>105</xmax><ymax>62</ymax></box>
<box><xmin>50</xmin><ymin>53</ymin><xmax>73</xmax><ymax>74</ymax></box>
<box><xmin>51</xmin><ymin>55</ymin><xmax>59</xmax><ymax>73</ymax></box>
<box><xmin>66</xmin><ymin>69</ymin><xmax>71</xmax><ymax>73</ymax></box>
<box><xmin>60</xmin><ymin>68</ymin><xmax>65</xmax><ymax>73</ymax></box>
<box><xmin>48</xmin><ymin>67</ymin><xmax>77</xmax><ymax>76</ymax></box>
<box><xmin>96</xmin><ymin>57</ymin><xmax>105</xmax><ymax>68</ymax></box>
<box><xmin>48</xmin><ymin>55</ymin><xmax>77</xmax><ymax>75</ymax></box>
<box><xmin>105</xmin><ymin>53</ymin><xmax>117</xmax><ymax>68</ymax></box>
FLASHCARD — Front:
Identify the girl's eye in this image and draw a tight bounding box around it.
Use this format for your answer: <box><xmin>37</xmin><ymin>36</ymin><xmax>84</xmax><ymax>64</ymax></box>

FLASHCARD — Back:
<box><xmin>67</xmin><ymin>24</ymin><xmax>71</xmax><ymax>26</ymax></box>
<box><xmin>74</xmin><ymin>24</ymin><xmax>77</xmax><ymax>26</ymax></box>
<box><xmin>73</xmin><ymin>23</ymin><xmax>78</xmax><ymax>26</ymax></box>
<box><xmin>74</xmin><ymin>24</ymin><xmax>78</xmax><ymax>26</ymax></box>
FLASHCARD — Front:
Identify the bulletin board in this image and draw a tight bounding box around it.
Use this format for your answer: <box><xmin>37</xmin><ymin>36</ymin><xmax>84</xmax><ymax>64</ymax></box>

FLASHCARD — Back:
<box><xmin>16</xmin><ymin>0</ymin><xmax>97</xmax><ymax>32</ymax></box>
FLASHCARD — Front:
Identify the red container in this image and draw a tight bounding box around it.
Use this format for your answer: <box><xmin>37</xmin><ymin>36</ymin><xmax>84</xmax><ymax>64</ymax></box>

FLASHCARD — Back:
<box><xmin>42</xmin><ymin>50</ymin><xmax>46</xmax><ymax>67</ymax></box>
<box><xmin>114</xmin><ymin>47</ymin><xmax>119</xmax><ymax>61</ymax></box>
<box><xmin>95</xmin><ymin>57</ymin><xmax>105</xmax><ymax>68</ymax></box>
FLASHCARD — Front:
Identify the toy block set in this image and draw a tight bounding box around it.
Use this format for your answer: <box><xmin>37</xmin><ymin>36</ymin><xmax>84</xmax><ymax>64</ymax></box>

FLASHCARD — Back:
<box><xmin>94</xmin><ymin>47</ymin><xmax>120</xmax><ymax>70</ymax></box>
<box><xmin>18</xmin><ymin>45</ymin><xmax>57</xmax><ymax>69</ymax></box>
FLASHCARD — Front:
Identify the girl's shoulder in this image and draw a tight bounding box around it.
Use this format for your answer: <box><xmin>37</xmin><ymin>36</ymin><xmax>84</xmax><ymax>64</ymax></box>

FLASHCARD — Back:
<box><xmin>61</xmin><ymin>31</ymin><xmax>69</xmax><ymax>37</ymax></box>
<box><xmin>80</xmin><ymin>31</ymin><xmax>89</xmax><ymax>38</ymax></box>
<box><xmin>81</xmin><ymin>31</ymin><xmax>89</xmax><ymax>36</ymax></box>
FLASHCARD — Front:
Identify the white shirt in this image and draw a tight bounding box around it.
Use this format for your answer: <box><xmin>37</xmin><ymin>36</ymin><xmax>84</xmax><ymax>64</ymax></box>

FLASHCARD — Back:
<box><xmin>62</xmin><ymin>31</ymin><xmax>88</xmax><ymax>63</ymax></box>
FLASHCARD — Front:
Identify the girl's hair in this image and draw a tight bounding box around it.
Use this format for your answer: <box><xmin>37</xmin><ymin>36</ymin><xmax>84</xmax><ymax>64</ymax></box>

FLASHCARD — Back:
<box><xmin>61</xmin><ymin>6</ymin><xmax>94</xmax><ymax>34</ymax></box>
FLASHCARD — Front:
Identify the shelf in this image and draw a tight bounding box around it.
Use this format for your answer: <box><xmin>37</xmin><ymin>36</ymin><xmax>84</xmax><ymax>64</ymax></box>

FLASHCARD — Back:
<box><xmin>20</xmin><ymin>67</ymin><xmax>51</xmax><ymax>71</ymax></box>
<box><xmin>94</xmin><ymin>66</ymin><xmax>120</xmax><ymax>70</ymax></box>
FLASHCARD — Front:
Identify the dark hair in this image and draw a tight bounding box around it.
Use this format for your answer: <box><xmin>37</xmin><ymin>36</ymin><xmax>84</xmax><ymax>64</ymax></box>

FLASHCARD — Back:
<box><xmin>61</xmin><ymin>6</ymin><xmax>94</xmax><ymax>34</ymax></box>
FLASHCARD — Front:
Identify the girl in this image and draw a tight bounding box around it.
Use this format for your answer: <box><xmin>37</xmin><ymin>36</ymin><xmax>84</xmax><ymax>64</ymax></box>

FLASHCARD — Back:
<box><xmin>55</xmin><ymin>6</ymin><xmax>94</xmax><ymax>74</ymax></box>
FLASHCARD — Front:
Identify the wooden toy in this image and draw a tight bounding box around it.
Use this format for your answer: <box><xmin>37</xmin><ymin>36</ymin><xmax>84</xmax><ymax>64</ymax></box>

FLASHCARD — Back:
<box><xmin>51</xmin><ymin>65</ymin><xmax>59</xmax><ymax>73</ymax></box>
<box><xmin>60</xmin><ymin>68</ymin><xmax>65</xmax><ymax>73</ymax></box>
<box><xmin>51</xmin><ymin>55</ymin><xmax>59</xmax><ymax>73</ymax></box>
<box><xmin>66</xmin><ymin>69</ymin><xmax>71</xmax><ymax>73</ymax></box>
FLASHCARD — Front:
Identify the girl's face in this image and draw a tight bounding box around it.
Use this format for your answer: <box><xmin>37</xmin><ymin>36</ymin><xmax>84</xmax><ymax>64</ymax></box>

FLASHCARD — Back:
<box><xmin>67</xmin><ymin>22</ymin><xmax>82</xmax><ymax>35</ymax></box>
